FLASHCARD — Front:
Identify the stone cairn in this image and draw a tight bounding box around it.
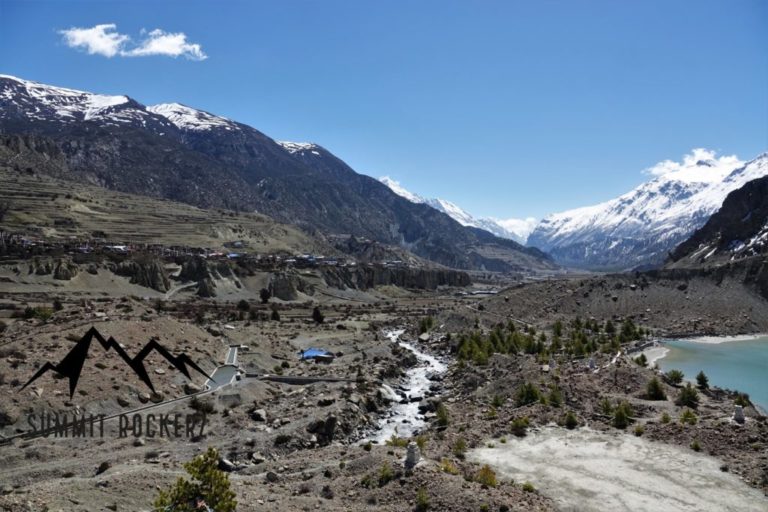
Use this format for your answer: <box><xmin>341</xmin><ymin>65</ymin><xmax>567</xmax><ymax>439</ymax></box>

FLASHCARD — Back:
<box><xmin>733</xmin><ymin>405</ymin><xmax>745</xmax><ymax>424</ymax></box>
<box><xmin>404</xmin><ymin>441</ymin><xmax>421</xmax><ymax>470</ymax></box>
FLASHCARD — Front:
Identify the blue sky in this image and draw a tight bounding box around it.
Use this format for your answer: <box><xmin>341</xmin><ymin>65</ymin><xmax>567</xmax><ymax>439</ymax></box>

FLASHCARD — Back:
<box><xmin>1</xmin><ymin>0</ymin><xmax>766</xmax><ymax>222</ymax></box>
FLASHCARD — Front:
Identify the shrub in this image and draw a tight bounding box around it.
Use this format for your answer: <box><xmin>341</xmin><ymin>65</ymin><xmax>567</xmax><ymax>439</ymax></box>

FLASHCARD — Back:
<box><xmin>491</xmin><ymin>394</ymin><xmax>504</xmax><ymax>408</ymax></box>
<box><xmin>190</xmin><ymin>396</ymin><xmax>215</xmax><ymax>415</ymax></box>
<box><xmin>452</xmin><ymin>438</ymin><xmax>467</xmax><ymax>459</ymax></box>
<box><xmin>634</xmin><ymin>425</ymin><xmax>644</xmax><ymax>437</ymax></box>
<box><xmin>665</xmin><ymin>369</ymin><xmax>684</xmax><ymax>386</ymax></box>
<box><xmin>312</xmin><ymin>306</ymin><xmax>325</xmax><ymax>324</ymax></box>
<box><xmin>52</xmin><ymin>299</ymin><xmax>63</xmax><ymax>311</ymax></box>
<box><xmin>474</xmin><ymin>465</ymin><xmax>497</xmax><ymax>487</ymax></box>
<box><xmin>237</xmin><ymin>299</ymin><xmax>250</xmax><ymax>311</ymax></box>
<box><xmin>378</xmin><ymin>462</ymin><xmax>394</xmax><ymax>486</ymax></box>
<box><xmin>735</xmin><ymin>393</ymin><xmax>751</xmax><ymax>407</ymax></box>
<box><xmin>486</xmin><ymin>406</ymin><xmax>498</xmax><ymax>420</ymax></box>
<box><xmin>646</xmin><ymin>377</ymin><xmax>667</xmax><ymax>400</ymax></box>
<box><xmin>690</xmin><ymin>439</ymin><xmax>701</xmax><ymax>452</ymax></box>
<box><xmin>548</xmin><ymin>387</ymin><xmax>563</xmax><ymax>408</ymax></box>
<box><xmin>515</xmin><ymin>382</ymin><xmax>541</xmax><ymax>407</ymax></box>
<box><xmin>612</xmin><ymin>401</ymin><xmax>633</xmax><ymax>429</ymax></box>
<box><xmin>599</xmin><ymin>397</ymin><xmax>613</xmax><ymax>416</ymax></box>
<box><xmin>522</xmin><ymin>482</ymin><xmax>536</xmax><ymax>493</ymax></box>
<box><xmin>563</xmin><ymin>411</ymin><xmax>578</xmax><ymax>430</ymax></box>
<box><xmin>362</xmin><ymin>442</ymin><xmax>372</xmax><ymax>452</ymax></box>
<box><xmin>270</xmin><ymin>309</ymin><xmax>280</xmax><ymax>321</ymax></box>
<box><xmin>510</xmin><ymin>416</ymin><xmax>530</xmax><ymax>437</ymax></box>
<box><xmin>676</xmin><ymin>383</ymin><xmax>699</xmax><ymax>409</ymax></box>
<box><xmin>259</xmin><ymin>288</ymin><xmax>271</xmax><ymax>304</ymax></box>
<box><xmin>436</xmin><ymin>402</ymin><xmax>449</xmax><ymax>427</ymax></box>
<box><xmin>439</xmin><ymin>458</ymin><xmax>459</xmax><ymax>475</ymax></box>
<box><xmin>419</xmin><ymin>316</ymin><xmax>435</xmax><ymax>334</ymax></box>
<box><xmin>385</xmin><ymin>435</ymin><xmax>408</xmax><ymax>448</ymax></box>
<box><xmin>634</xmin><ymin>353</ymin><xmax>648</xmax><ymax>367</ymax></box>
<box><xmin>696</xmin><ymin>371</ymin><xmax>709</xmax><ymax>390</ymax></box>
<box><xmin>34</xmin><ymin>307</ymin><xmax>53</xmax><ymax>322</ymax></box>
<box><xmin>680</xmin><ymin>409</ymin><xmax>698</xmax><ymax>425</ymax></box>
<box><xmin>415</xmin><ymin>435</ymin><xmax>428</xmax><ymax>452</ymax></box>
<box><xmin>415</xmin><ymin>487</ymin><xmax>430</xmax><ymax>511</ymax></box>
<box><xmin>153</xmin><ymin>447</ymin><xmax>237</xmax><ymax>512</ymax></box>
<box><xmin>661</xmin><ymin>412</ymin><xmax>671</xmax><ymax>424</ymax></box>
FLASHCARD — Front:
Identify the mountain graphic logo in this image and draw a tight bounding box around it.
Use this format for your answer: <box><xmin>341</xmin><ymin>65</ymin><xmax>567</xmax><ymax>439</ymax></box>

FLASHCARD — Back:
<box><xmin>22</xmin><ymin>326</ymin><xmax>213</xmax><ymax>399</ymax></box>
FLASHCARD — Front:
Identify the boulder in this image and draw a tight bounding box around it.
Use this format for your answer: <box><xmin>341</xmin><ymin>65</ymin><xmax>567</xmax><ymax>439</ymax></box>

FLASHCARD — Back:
<box><xmin>184</xmin><ymin>382</ymin><xmax>204</xmax><ymax>395</ymax></box>
<box><xmin>251</xmin><ymin>408</ymin><xmax>267</xmax><ymax>422</ymax></box>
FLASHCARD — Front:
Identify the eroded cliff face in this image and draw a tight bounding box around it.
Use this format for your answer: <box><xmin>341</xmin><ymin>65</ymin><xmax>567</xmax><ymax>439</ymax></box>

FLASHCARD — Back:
<box><xmin>269</xmin><ymin>271</ymin><xmax>315</xmax><ymax>301</ymax></box>
<box><xmin>321</xmin><ymin>265</ymin><xmax>471</xmax><ymax>291</ymax></box>
<box><xmin>112</xmin><ymin>259</ymin><xmax>170</xmax><ymax>292</ymax></box>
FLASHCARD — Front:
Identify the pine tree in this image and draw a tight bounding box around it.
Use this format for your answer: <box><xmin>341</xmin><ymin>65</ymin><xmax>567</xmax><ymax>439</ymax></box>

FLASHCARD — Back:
<box><xmin>153</xmin><ymin>447</ymin><xmax>237</xmax><ymax>512</ymax></box>
<box><xmin>646</xmin><ymin>377</ymin><xmax>666</xmax><ymax>400</ymax></box>
<box><xmin>696</xmin><ymin>370</ymin><xmax>709</xmax><ymax>390</ymax></box>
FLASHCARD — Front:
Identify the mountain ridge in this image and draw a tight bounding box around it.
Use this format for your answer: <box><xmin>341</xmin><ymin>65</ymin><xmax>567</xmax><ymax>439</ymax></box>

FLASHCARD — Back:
<box><xmin>527</xmin><ymin>150</ymin><xmax>768</xmax><ymax>270</ymax></box>
<box><xmin>0</xmin><ymin>74</ymin><xmax>556</xmax><ymax>274</ymax></box>
<box><xmin>379</xmin><ymin>176</ymin><xmax>537</xmax><ymax>244</ymax></box>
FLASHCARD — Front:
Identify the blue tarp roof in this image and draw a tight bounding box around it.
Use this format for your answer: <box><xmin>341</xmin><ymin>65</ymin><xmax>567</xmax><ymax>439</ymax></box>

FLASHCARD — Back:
<box><xmin>300</xmin><ymin>348</ymin><xmax>334</xmax><ymax>359</ymax></box>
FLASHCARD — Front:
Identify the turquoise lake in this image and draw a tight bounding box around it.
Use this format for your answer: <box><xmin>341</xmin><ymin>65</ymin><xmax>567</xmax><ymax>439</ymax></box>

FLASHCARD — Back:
<box><xmin>657</xmin><ymin>336</ymin><xmax>768</xmax><ymax>412</ymax></box>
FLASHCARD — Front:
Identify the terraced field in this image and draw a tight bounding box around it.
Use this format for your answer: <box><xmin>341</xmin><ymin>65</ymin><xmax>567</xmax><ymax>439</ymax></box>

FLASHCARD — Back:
<box><xmin>0</xmin><ymin>168</ymin><xmax>326</xmax><ymax>254</ymax></box>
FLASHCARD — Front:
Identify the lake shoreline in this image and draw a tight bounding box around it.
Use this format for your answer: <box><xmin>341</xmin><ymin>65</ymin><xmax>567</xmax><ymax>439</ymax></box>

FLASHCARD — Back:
<box><xmin>642</xmin><ymin>335</ymin><xmax>768</xmax><ymax>415</ymax></box>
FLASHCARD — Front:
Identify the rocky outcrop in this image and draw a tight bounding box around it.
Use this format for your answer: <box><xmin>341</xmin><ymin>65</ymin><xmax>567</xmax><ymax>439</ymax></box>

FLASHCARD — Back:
<box><xmin>53</xmin><ymin>259</ymin><xmax>79</xmax><ymax>280</ymax></box>
<box><xmin>112</xmin><ymin>259</ymin><xmax>170</xmax><ymax>292</ymax></box>
<box><xmin>269</xmin><ymin>271</ymin><xmax>314</xmax><ymax>301</ymax></box>
<box><xmin>321</xmin><ymin>265</ymin><xmax>470</xmax><ymax>291</ymax></box>
<box><xmin>27</xmin><ymin>258</ymin><xmax>79</xmax><ymax>280</ymax></box>
<box><xmin>197</xmin><ymin>277</ymin><xmax>216</xmax><ymax>298</ymax></box>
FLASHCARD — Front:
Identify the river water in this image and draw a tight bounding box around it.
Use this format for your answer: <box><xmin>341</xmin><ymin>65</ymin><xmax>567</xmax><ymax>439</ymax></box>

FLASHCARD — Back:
<box><xmin>654</xmin><ymin>335</ymin><xmax>768</xmax><ymax>412</ymax></box>
<box><xmin>369</xmin><ymin>329</ymin><xmax>447</xmax><ymax>443</ymax></box>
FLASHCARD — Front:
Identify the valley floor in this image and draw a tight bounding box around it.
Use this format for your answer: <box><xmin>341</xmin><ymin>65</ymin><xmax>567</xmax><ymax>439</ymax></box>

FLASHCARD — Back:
<box><xmin>1</xmin><ymin>270</ymin><xmax>767</xmax><ymax>511</ymax></box>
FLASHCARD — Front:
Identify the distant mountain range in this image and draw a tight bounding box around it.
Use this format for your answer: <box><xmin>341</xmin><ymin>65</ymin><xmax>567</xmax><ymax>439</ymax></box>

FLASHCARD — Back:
<box><xmin>379</xmin><ymin>177</ymin><xmax>537</xmax><ymax>244</ymax></box>
<box><xmin>0</xmin><ymin>74</ymin><xmax>555</xmax><ymax>273</ymax></box>
<box><xmin>527</xmin><ymin>150</ymin><xmax>768</xmax><ymax>270</ymax></box>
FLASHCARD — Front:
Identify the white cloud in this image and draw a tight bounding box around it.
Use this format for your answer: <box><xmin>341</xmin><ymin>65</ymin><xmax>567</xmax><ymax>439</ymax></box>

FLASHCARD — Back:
<box><xmin>492</xmin><ymin>217</ymin><xmax>539</xmax><ymax>241</ymax></box>
<box><xmin>59</xmin><ymin>24</ymin><xmax>207</xmax><ymax>60</ymax></box>
<box><xmin>59</xmin><ymin>23</ymin><xmax>128</xmax><ymax>58</ymax></box>
<box><xmin>122</xmin><ymin>29</ymin><xmax>207</xmax><ymax>60</ymax></box>
<box><xmin>643</xmin><ymin>148</ymin><xmax>743</xmax><ymax>183</ymax></box>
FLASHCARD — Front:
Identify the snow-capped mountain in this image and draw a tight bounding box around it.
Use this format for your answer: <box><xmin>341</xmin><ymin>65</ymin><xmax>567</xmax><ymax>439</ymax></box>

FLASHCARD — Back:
<box><xmin>527</xmin><ymin>149</ymin><xmax>768</xmax><ymax>270</ymax></box>
<box><xmin>379</xmin><ymin>177</ymin><xmax>537</xmax><ymax>244</ymax></box>
<box><xmin>0</xmin><ymin>74</ymin><xmax>556</xmax><ymax>273</ymax></box>
<box><xmin>146</xmin><ymin>103</ymin><xmax>238</xmax><ymax>131</ymax></box>
<box><xmin>0</xmin><ymin>74</ymin><xmax>175</xmax><ymax>132</ymax></box>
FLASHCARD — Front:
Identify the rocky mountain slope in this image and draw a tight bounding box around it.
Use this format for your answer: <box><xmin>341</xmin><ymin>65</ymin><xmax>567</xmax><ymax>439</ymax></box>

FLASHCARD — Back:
<box><xmin>379</xmin><ymin>176</ymin><xmax>536</xmax><ymax>243</ymax></box>
<box><xmin>527</xmin><ymin>151</ymin><xmax>768</xmax><ymax>270</ymax></box>
<box><xmin>670</xmin><ymin>174</ymin><xmax>768</xmax><ymax>267</ymax></box>
<box><xmin>0</xmin><ymin>75</ymin><xmax>555</xmax><ymax>273</ymax></box>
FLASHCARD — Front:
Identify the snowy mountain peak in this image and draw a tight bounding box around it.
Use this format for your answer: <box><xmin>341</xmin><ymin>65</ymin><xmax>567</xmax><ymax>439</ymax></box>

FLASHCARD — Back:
<box><xmin>528</xmin><ymin>149</ymin><xmax>768</xmax><ymax>270</ymax></box>
<box><xmin>277</xmin><ymin>141</ymin><xmax>322</xmax><ymax>155</ymax></box>
<box><xmin>0</xmin><ymin>74</ymin><xmax>134</xmax><ymax>122</ymax></box>
<box><xmin>643</xmin><ymin>147</ymin><xmax>744</xmax><ymax>184</ymax></box>
<box><xmin>379</xmin><ymin>176</ymin><xmax>536</xmax><ymax>243</ymax></box>
<box><xmin>147</xmin><ymin>103</ymin><xmax>236</xmax><ymax>131</ymax></box>
<box><xmin>379</xmin><ymin>176</ymin><xmax>425</xmax><ymax>203</ymax></box>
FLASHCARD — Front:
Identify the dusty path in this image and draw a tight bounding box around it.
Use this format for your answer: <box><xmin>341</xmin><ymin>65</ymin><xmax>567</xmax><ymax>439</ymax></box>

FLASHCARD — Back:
<box><xmin>470</xmin><ymin>427</ymin><xmax>768</xmax><ymax>512</ymax></box>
